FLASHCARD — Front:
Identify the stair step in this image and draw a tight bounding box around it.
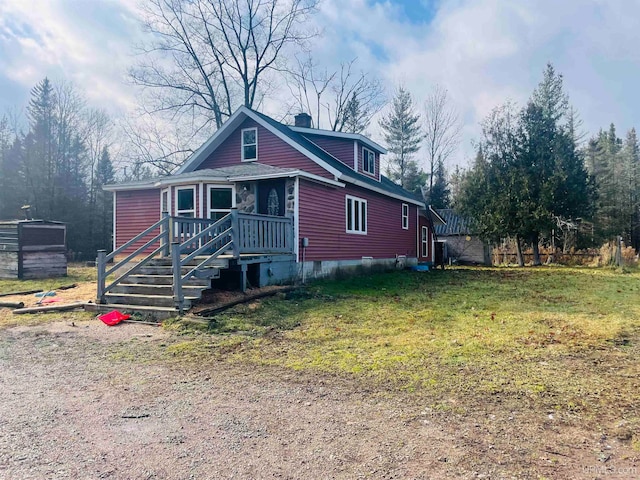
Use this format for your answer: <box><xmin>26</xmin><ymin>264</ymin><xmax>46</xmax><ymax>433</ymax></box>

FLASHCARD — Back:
<box><xmin>147</xmin><ymin>257</ymin><xmax>230</xmax><ymax>268</ymax></box>
<box><xmin>136</xmin><ymin>265</ymin><xmax>223</xmax><ymax>276</ymax></box>
<box><xmin>86</xmin><ymin>303</ymin><xmax>177</xmax><ymax>321</ymax></box>
<box><xmin>104</xmin><ymin>293</ymin><xmax>198</xmax><ymax>308</ymax></box>
<box><xmin>124</xmin><ymin>275</ymin><xmax>211</xmax><ymax>286</ymax></box>
<box><xmin>110</xmin><ymin>284</ymin><xmax>208</xmax><ymax>297</ymax></box>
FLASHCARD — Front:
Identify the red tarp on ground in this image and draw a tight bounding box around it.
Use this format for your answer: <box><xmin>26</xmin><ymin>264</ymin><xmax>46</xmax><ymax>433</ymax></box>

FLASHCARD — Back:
<box><xmin>98</xmin><ymin>310</ymin><xmax>130</xmax><ymax>326</ymax></box>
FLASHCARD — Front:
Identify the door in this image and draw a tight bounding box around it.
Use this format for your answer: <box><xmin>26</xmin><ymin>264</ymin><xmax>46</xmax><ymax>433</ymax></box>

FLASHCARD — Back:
<box><xmin>257</xmin><ymin>180</ymin><xmax>286</xmax><ymax>216</ymax></box>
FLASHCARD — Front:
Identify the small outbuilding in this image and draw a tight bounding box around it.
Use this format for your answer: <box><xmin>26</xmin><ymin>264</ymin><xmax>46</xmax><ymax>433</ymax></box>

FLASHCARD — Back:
<box><xmin>0</xmin><ymin>220</ymin><xmax>67</xmax><ymax>279</ymax></box>
<box><xmin>434</xmin><ymin>209</ymin><xmax>492</xmax><ymax>266</ymax></box>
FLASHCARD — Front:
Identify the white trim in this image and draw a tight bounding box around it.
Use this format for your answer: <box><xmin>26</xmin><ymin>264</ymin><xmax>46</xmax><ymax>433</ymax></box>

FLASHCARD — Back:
<box><xmin>207</xmin><ymin>184</ymin><xmax>236</xmax><ymax>219</ymax></box>
<box><xmin>112</xmin><ymin>191</ymin><xmax>117</xmax><ymax>252</ymax></box>
<box><xmin>294</xmin><ymin>176</ymin><xmax>300</xmax><ymax>262</ymax></box>
<box><xmin>431</xmin><ymin>229</ymin><xmax>435</xmax><ymax>263</ymax></box>
<box><xmin>199</xmin><ymin>182</ymin><xmax>204</xmax><ymax>218</ymax></box>
<box><xmin>362</xmin><ymin>146</ymin><xmax>375</xmax><ymax>175</ymax></box>
<box><xmin>402</xmin><ymin>203</ymin><xmax>409</xmax><ymax>230</ymax></box>
<box><xmin>241</xmin><ymin>127</ymin><xmax>258</xmax><ymax>162</ymax></box>
<box><xmin>175</xmin><ymin>185</ymin><xmax>196</xmax><ymax>217</ymax></box>
<box><xmin>428</xmin><ymin>205</ymin><xmax>447</xmax><ymax>225</ymax></box>
<box><xmin>345</xmin><ymin>194</ymin><xmax>367</xmax><ymax>235</ymax></box>
<box><xmin>353</xmin><ymin>140</ymin><xmax>358</xmax><ymax>171</ymax></box>
<box><xmin>421</xmin><ymin>226</ymin><xmax>429</xmax><ymax>258</ymax></box>
<box><xmin>160</xmin><ymin>187</ymin><xmax>170</xmax><ymax>215</ymax></box>
<box><xmin>341</xmin><ymin>175</ymin><xmax>424</xmax><ymax>206</ymax></box>
<box><xmin>290</xmin><ymin>125</ymin><xmax>387</xmax><ymax>154</ymax></box>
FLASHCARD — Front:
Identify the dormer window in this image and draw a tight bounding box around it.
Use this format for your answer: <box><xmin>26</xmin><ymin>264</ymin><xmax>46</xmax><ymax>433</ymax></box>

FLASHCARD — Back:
<box><xmin>242</xmin><ymin>127</ymin><xmax>257</xmax><ymax>161</ymax></box>
<box><xmin>363</xmin><ymin>147</ymin><xmax>375</xmax><ymax>175</ymax></box>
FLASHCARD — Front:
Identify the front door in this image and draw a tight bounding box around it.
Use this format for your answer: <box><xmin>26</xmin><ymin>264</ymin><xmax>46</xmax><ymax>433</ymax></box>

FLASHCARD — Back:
<box><xmin>257</xmin><ymin>180</ymin><xmax>286</xmax><ymax>216</ymax></box>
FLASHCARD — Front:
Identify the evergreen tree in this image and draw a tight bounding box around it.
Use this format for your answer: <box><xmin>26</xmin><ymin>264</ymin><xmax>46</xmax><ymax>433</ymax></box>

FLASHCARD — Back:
<box><xmin>94</xmin><ymin>146</ymin><xmax>115</xmax><ymax>251</ymax></box>
<box><xmin>379</xmin><ymin>86</ymin><xmax>423</xmax><ymax>190</ymax></box>
<box><xmin>428</xmin><ymin>158</ymin><xmax>450</xmax><ymax>208</ymax></box>
<box><xmin>341</xmin><ymin>93</ymin><xmax>368</xmax><ymax>134</ymax></box>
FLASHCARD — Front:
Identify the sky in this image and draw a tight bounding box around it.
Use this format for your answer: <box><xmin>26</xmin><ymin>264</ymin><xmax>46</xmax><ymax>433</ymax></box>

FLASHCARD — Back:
<box><xmin>1</xmin><ymin>0</ymin><xmax>640</xmax><ymax>169</ymax></box>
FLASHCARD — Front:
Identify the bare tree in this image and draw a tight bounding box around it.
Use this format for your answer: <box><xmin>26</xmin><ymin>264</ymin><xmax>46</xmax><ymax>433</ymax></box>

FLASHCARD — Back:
<box><xmin>131</xmin><ymin>0</ymin><xmax>319</xmax><ymax>131</ymax></box>
<box><xmin>423</xmin><ymin>85</ymin><xmax>461</xmax><ymax>195</ymax></box>
<box><xmin>287</xmin><ymin>56</ymin><xmax>385</xmax><ymax>133</ymax></box>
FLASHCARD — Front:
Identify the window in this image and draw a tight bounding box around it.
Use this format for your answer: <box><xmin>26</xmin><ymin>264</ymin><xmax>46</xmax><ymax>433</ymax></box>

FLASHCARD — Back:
<box><xmin>208</xmin><ymin>186</ymin><xmax>234</xmax><ymax>220</ymax></box>
<box><xmin>176</xmin><ymin>186</ymin><xmax>195</xmax><ymax>217</ymax></box>
<box><xmin>242</xmin><ymin>127</ymin><xmax>257</xmax><ymax>161</ymax></box>
<box><xmin>346</xmin><ymin>195</ymin><xmax>367</xmax><ymax>234</ymax></box>
<box><xmin>363</xmin><ymin>147</ymin><xmax>375</xmax><ymax>175</ymax></box>
<box><xmin>402</xmin><ymin>203</ymin><xmax>409</xmax><ymax>230</ymax></box>
<box><xmin>161</xmin><ymin>188</ymin><xmax>169</xmax><ymax>214</ymax></box>
<box><xmin>421</xmin><ymin>226</ymin><xmax>429</xmax><ymax>257</ymax></box>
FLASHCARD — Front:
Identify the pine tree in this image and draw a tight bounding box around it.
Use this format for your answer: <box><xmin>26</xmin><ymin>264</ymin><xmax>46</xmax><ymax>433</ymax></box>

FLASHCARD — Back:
<box><xmin>428</xmin><ymin>158</ymin><xmax>450</xmax><ymax>208</ymax></box>
<box><xmin>379</xmin><ymin>86</ymin><xmax>423</xmax><ymax>190</ymax></box>
<box><xmin>94</xmin><ymin>146</ymin><xmax>115</xmax><ymax>251</ymax></box>
<box><xmin>341</xmin><ymin>93</ymin><xmax>368</xmax><ymax>134</ymax></box>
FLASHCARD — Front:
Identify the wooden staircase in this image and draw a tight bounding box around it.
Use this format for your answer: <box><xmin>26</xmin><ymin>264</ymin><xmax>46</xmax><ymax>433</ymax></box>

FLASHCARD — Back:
<box><xmin>95</xmin><ymin>211</ymin><xmax>294</xmax><ymax>320</ymax></box>
<box><xmin>95</xmin><ymin>257</ymin><xmax>228</xmax><ymax>319</ymax></box>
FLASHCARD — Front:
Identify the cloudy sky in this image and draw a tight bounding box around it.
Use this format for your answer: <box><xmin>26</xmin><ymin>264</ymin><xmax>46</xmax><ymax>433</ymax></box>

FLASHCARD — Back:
<box><xmin>1</xmin><ymin>0</ymin><xmax>639</xmax><ymax>168</ymax></box>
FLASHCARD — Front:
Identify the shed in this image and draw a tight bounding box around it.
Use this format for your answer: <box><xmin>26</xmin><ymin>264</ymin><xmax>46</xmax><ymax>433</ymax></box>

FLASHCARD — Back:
<box><xmin>0</xmin><ymin>220</ymin><xmax>67</xmax><ymax>279</ymax></box>
<box><xmin>434</xmin><ymin>209</ymin><xmax>492</xmax><ymax>265</ymax></box>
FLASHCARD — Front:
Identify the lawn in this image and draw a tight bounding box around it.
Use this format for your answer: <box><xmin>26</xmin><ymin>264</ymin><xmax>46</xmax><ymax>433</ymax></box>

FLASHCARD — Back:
<box><xmin>180</xmin><ymin>266</ymin><xmax>639</xmax><ymax>440</ymax></box>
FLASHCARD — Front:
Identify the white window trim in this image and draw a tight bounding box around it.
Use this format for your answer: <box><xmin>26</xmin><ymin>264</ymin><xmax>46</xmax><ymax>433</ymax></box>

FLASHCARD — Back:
<box><xmin>207</xmin><ymin>184</ymin><xmax>236</xmax><ymax>219</ymax></box>
<box><xmin>362</xmin><ymin>147</ymin><xmax>375</xmax><ymax>175</ymax></box>
<box><xmin>241</xmin><ymin>127</ymin><xmax>258</xmax><ymax>162</ymax></box>
<box><xmin>402</xmin><ymin>203</ymin><xmax>409</xmax><ymax>230</ymax></box>
<box><xmin>175</xmin><ymin>185</ymin><xmax>196</xmax><ymax>217</ymax></box>
<box><xmin>160</xmin><ymin>187</ymin><xmax>171</xmax><ymax>215</ymax></box>
<box><xmin>421</xmin><ymin>226</ymin><xmax>429</xmax><ymax>258</ymax></box>
<box><xmin>345</xmin><ymin>194</ymin><xmax>367</xmax><ymax>235</ymax></box>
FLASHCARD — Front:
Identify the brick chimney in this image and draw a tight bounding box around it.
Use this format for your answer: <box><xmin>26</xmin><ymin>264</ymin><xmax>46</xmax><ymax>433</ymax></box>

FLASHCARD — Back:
<box><xmin>294</xmin><ymin>113</ymin><xmax>312</xmax><ymax>128</ymax></box>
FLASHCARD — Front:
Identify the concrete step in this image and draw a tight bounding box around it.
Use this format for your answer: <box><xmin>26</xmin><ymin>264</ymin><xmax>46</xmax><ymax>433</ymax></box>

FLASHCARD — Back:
<box><xmin>110</xmin><ymin>284</ymin><xmax>208</xmax><ymax>297</ymax></box>
<box><xmin>104</xmin><ymin>293</ymin><xmax>198</xmax><ymax>308</ymax></box>
<box><xmin>124</xmin><ymin>274</ymin><xmax>211</xmax><ymax>287</ymax></box>
<box><xmin>86</xmin><ymin>303</ymin><xmax>178</xmax><ymax>321</ymax></box>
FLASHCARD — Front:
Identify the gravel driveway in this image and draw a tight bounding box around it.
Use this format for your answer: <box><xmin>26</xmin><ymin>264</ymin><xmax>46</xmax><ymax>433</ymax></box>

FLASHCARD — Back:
<box><xmin>0</xmin><ymin>320</ymin><xmax>636</xmax><ymax>479</ymax></box>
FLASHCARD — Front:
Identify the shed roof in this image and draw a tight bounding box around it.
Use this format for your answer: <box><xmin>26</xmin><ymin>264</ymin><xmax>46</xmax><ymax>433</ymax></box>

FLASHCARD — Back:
<box><xmin>433</xmin><ymin>209</ymin><xmax>473</xmax><ymax>236</ymax></box>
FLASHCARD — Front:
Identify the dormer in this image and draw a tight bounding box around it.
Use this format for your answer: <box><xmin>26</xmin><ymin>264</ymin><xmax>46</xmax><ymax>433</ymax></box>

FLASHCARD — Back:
<box><xmin>291</xmin><ymin>125</ymin><xmax>386</xmax><ymax>182</ymax></box>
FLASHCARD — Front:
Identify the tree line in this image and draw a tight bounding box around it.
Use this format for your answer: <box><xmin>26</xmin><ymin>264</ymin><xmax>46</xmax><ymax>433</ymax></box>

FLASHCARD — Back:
<box><xmin>452</xmin><ymin>64</ymin><xmax>640</xmax><ymax>263</ymax></box>
<box><xmin>0</xmin><ymin>79</ymin><xmax>115</xmax><ymax>259</ymax></box>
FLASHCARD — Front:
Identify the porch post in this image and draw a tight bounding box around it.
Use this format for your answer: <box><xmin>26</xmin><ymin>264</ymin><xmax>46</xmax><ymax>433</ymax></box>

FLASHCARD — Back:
<box><xmin>230</xmin><ymin>208</ymin><xmax>240</xmax><ymax>258</ymax></box>
<box><xmin>161</xmin><ymin>211</ymin><xmax>169</xmax><ymax>257</ymax></box>
<box><xmin>171</xmin><ymin>242</ymin><xmax>183</xmax><ymax>314</ymax></box>
<box><xmin>96</xmin><ymin>250</ymin><xmax>106</xmax><ymax>304</ymax></box>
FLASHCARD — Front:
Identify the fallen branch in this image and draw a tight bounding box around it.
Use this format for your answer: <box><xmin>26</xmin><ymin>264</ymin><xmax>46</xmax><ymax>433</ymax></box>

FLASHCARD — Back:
<box><xmin>13</xmin><ymin>302</ymin><xmax>88</xmax><ymax>315</ymax></box>
<box><xmin>0</xmin><ymin>301</ymin><xmax>25</xmax><ymax>309</ymax></box>
<box><xmin>0</xmin><ymin>289</ymin><xmax>43</xmax><ymax>298</ymax></box>
<box><xmin>195</xmin><ymin>286</ymin><xmax>298</xmax><ymax>317</ymax></box>
<box><xmin>56</xmin><ymin>283</ymin><xmax>77</xmax><ymax>291</ymax></box>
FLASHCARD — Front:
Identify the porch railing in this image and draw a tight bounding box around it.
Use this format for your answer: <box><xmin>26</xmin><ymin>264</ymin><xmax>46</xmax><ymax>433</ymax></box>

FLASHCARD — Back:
<box><xmin>96</xmin><ymin>209</ymin><xmax>294</xmax><ymax>311</ymax></box>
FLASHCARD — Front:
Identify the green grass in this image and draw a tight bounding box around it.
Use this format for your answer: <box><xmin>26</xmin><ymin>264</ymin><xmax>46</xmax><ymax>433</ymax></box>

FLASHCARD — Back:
<box><xmin>184</xmin><ymin>266</ymin><xmax>640</xmax><ymax>425</ymax></box>
<box><xmin>0</xmin><ymin>263</ymin><xmax>95</xmax><ymax>294</ymax></box>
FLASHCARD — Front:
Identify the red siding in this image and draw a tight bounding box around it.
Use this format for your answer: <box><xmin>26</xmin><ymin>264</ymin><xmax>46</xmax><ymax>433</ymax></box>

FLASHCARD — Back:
<box><xmin>115</xmin><ymin>189</ymin><xmax>161</xmax><ymax>254</ymax></box>
<box><xmin>357</xmin><ymin>142</ymin><xmax>381</xmax><ymax>181</ymax></box>
<box><xmin>197</xmin><ymin>118</ymin><xmax>333</xmax><ymax>178</ymax></box>
<box><xmin>300</xmin><ymin>134</ymin><xmax>355</xmax><ymax>169</ymax></box>
<box><xmin>298</xmin><ymin>180</ymin><xmax>418</xmax><ymax>261</ymax></box>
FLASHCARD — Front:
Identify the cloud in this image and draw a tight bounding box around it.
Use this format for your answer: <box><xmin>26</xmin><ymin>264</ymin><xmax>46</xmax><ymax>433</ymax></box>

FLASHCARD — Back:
<box><xmin>0</xmin><ymin>0</ymin><xmax>142</xmax><ymax>115</ymax></box>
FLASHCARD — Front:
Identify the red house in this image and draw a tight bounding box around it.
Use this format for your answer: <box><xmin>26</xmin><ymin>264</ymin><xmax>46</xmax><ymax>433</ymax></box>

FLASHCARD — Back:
<box><xmin>98</xmin><ymin>107</ymin><xmax>441</xmax><ymax>314</ymax></box>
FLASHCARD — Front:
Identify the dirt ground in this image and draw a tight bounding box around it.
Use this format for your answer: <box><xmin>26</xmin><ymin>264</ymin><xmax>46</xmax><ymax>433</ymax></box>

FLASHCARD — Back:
<box><xmin>0</xmin><ymin>320</ymin><xmax>638</xmax><ymax>480</ymax></box>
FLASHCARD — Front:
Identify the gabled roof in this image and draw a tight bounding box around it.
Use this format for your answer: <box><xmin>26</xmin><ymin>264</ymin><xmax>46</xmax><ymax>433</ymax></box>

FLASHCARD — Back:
<box><xmin>434</xmin><ymin>209</ymin><xmax>473</xmax><ymax>236</ymax></box>
<box><xmin>166</xmin><ymin>106</ymin><xmax>423</xmax><ymax>206</ymax></box>
<box><xmin>290</xmin><ymin>126</ymin><xmax>387</xmax><ymax>154</ymax></box>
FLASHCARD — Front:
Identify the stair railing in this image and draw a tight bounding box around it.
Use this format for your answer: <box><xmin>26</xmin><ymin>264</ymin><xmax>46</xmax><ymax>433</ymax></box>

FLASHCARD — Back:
<box><xmin>97</xmin><ymin>213</ymin><xmax>170</xmax><ymax>303</ymax></box>
<box><xmin>171</xmin><ymin>212</ymin><xmax>235</xmax><ymax>313</ymax></box>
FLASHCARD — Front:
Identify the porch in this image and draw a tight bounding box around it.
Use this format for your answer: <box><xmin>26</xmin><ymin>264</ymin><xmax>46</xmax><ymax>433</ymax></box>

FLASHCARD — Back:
<box><xmin>97</xmin><ymin>210</ymin><xmax>295</xmax><ymax>314</ymax></box>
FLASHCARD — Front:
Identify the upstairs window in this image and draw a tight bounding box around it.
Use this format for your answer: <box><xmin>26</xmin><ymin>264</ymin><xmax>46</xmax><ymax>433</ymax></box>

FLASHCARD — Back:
<box><xmin>242</xmin><ymin>127</ymin><xmax>258</xmax><ymax>161</ymax></box>
<box><xmin>363</xmin><ymin>147</ymin><xmax>375</xmax><ymax>175</ymax></box>
<box><xmin>346</xmin><ymin>195</ymin><xmax>367</xmax><ymax>234</ymax></box>
<box><xmin>402</xmin><ymin>203</ymin><xmax>409</xmax><ymax>229</ymax></box>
